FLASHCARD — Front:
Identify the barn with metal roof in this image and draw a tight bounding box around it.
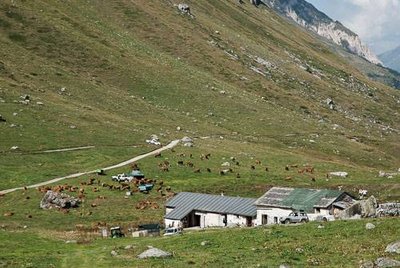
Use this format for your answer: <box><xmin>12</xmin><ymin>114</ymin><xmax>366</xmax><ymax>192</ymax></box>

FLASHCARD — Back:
<box><xmin>254</xmin><ymin>187</ymin><xmax>354</xmax><ymax>225</ymax></box>
<box><xmin>164</xmin><ymin>192</ymin><xmax>257</xmax><ymax>228</ymax></box>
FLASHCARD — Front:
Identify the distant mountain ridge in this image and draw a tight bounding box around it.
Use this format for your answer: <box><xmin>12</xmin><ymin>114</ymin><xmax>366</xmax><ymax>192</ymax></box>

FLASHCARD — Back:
<box><xmin>261</xmin><ymin>0</ymin><xmax>382</xmax><ymax>65</ymax></box>
<box><xmin>379</xmin><ymin>45</ymin><xmax>400</xmax><ymax>73</ymax></box>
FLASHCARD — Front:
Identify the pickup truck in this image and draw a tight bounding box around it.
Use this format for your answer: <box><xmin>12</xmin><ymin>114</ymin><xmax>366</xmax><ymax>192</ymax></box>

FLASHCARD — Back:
<box><xmin>111</xmin><ymin>173</ymin><xmax>134</xmax><ymax>182</ymax></box>
<box><xmin>280</xmin><ymin>211</ymin><xmax>309</xmax><ymax>224</ymax></box>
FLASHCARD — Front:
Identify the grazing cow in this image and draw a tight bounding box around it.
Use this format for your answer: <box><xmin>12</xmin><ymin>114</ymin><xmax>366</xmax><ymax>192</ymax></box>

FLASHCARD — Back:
<box><xmin>265</xmin><ymin>167</ymin><xmax>269</xmax><ymax>172</ymax></box>
<box><xmin>220</xmin><ymin>169</ymin><xmax>229</xmax><ymax>175</ymax></box>
<box><xmin>91</xmin><ymin>203</ymin><xmax>97</xmax><ymax>208</ymax></box>
<box><xmin>255</xmin><ymin>160</ymin><xmax>261</xmax><ymax>165</ymax></box>
<box><xmin>285</xmin><ymin>165</ymin><xmax>289</xmax><ymax>171</ymax></box>
<box><xmin>236</xmin><ymin>173</ymin><xmax>241</xmax><ymax>178</ymax></box>
<box><xmin>160</xmin><ymin>165</ymin><xmax>169</xmax><ymax>172</ymax></box>
<box><xmin>236</xmin><ymin>161</ymin><xmax>240</xmax><ymax>166</ymax></box>
<box><xmin>177</xmin><ymin>160</ymin><xmax>184</xmax><ymax>165</ymax></box>
<box><xmin>205</xmin><ymin>153</ymin><xmax>211</xmax><ymax>159</ymax></box>
<box><xmin>311</xmin><ymin>178</ymin><xmax>316</xmax><ymax>182</ymax></box>
<box><xmin>207</xmin><ymin>168</ymin><xmax>211</xmax><ymax>173</ymax></box>
<box><xmin>131</xmin><ymin>163</ymin><xmax>139</xmax><ymax>170</ymax></box>
<box><xmin>251</xmin><ymin>165</ymin><xmax>256</xmax><ymax>170</ymax></box>
<box><xmin>194</xmin><ymin>168</ymin><xmax>201</xmax><ymax>173</ymax></box>
<box><xmin>154</xmin><ymin>152</ymin><xmax>162</xmax><ymax>158</ymax></box>
<box><xmin>186</xmin><ymin>161</ymin><xmax>194</xmax><ymax>168</ymax></box>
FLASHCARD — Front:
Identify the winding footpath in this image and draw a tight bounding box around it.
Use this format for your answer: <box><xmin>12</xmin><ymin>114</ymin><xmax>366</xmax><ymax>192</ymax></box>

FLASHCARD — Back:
<box><xmin>0</xmin><ymin>140</ymin><xmax>180</xmax><ymax>195</ymax></box>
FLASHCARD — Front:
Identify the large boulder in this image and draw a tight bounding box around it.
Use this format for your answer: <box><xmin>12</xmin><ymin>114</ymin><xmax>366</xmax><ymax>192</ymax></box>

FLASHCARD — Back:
<box><xmin>137</xmin><ymin>246</ymin><xmax>172</xmax><ymax>259</ymax></box>
<box><xmin>338</xmin><ymin>196</ymin><xmax>377</xmax><ymax>219</ymax></box>
<box><xmin>40</xmin><ymin>190</ymin><xmax>80</xmax><ymax>209</ymax></box>
<box><xmin>360</xmin><ymin>196</ymin><xmax>378</xmax><ymax>217</ymax></box>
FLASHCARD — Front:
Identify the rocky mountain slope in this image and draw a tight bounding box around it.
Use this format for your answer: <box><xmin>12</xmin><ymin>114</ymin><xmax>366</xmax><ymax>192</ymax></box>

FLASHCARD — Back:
<box><xmin>260</xmin><ymin>0</ymin><xmax>381</xmax><ymax>65</ymax></box>
<box><xmin>380</xmin><ymin>45</ymin><xmax>400</xmax><ymax>73</ymax></box>
<box><xmin>0</xmin><ymin>0</ymin><xmax>399</xmax><ymax>189</ymax></box>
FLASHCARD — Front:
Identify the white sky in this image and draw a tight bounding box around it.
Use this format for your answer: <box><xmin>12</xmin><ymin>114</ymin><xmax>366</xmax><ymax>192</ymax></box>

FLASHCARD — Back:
<box><xmin>306</xmin><ymin>0</ymin><xmax>400</xmax><ymax>54</ymax></box>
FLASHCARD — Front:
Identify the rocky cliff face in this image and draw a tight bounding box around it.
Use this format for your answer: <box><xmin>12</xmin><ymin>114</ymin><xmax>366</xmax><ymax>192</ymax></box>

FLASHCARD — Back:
<box><xmin>261</xmin><ymin>0</ymin><xmax>382</xmax><ymax>65</ymax></box>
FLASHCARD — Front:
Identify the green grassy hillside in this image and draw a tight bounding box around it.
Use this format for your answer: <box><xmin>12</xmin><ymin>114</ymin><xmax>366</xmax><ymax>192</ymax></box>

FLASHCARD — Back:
<box><xmin>0</xmin><ymin>1</ymin><xmax>399</xmax><ymax>266</ymax></box>
<box><xmin>0</xmin><ymin>0</ymin><xmax>399</xmax><ymax>191</ymax></box>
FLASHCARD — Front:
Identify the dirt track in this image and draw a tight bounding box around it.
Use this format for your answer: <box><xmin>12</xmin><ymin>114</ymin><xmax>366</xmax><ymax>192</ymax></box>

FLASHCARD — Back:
<box><xmin>0</xmin><ymin>140</ymin><xmax>180</xmax><ymax>195</ymax></box>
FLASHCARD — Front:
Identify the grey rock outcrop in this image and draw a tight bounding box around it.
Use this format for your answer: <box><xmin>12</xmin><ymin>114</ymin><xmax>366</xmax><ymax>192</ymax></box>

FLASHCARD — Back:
<box><xmin>375</xmin><ymin>257</ymin><xmax>400</xmax><ymax>267</ymax></box>
<box><xmin>338</xmin><ymin>196</ymin><xmax>377</xmax><ymax>219</ymax></box>
<box><xmin>40</xmin><ymin>190</ymin><xmax>80</xmax><ymax>209</ymax></box>
<box><xmin>386</xmin><ymin>241</ymin><xmax>400</xmax><ymax>254</ymax></box>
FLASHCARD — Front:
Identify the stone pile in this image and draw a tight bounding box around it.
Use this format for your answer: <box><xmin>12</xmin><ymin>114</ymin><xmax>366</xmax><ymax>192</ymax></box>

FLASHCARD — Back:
<box><xmin>40</xmin><ymin>190</ymin><xmax>79</xmax><ymax>209</ymax></box>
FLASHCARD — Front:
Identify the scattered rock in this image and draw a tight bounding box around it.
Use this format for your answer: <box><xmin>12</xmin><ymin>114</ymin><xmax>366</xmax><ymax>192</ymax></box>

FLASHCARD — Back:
<box><xmin>124</xmin><ymin>245</ymin><xmax>135</xmax><ymax>250</ymax></box>
<box><xmin>386</xmin><ymin>241</ymin><xmax>400</xmax><ymax>254</ymax></box>
<box><xmin>36</xmin><ymin>101</ymin><xmax>44</xmax><ymax>105</ymax></box>
<box><xmin>65</xmin><ymin>240</ymin><xmax>77</xmax><ymax>244</ymax></box>
<box><xmin>360</xmin><ymin>260</ymin><xmax>374</xmax><ymax>268</ymax></box>
<box><xmin>181</xmin><ymin>136</ymin><xmax>193</xmax><ymax>147</ymax></box>
<box><xmin>177</xmin><ymin>3</ymin><xmax>191</xmax><ymax>15</ymax></box>
<box><xmin>40</xmin><ymin>190</ymin><xmax>80</xmax><ymax>209</ymax></box>
<box><xmin>20</xmin><ymin>94</ymin><xmax>30</xmax><ymax>101</ymax></box>
<box><xmin>375</xmin><ymin>257</ymin><xmax>400</xmax><ymax>267</ymax></box>
<box><xmin>279</xmin><ymin>265</ymin><xmax>290</xmax><ymax>268</ymax></box>
<box><xmin>137</xmin><ymin>247</ymin><xmax>172</xmax><ymax>259</ymax></box>
<box><xmin>200</xmin><ymin>241</ymin><xmax>210</xmax><ymax>246</ymax></box>
<box><xmin>111</xmin><ymin>250</ymin><xmax>118</xmax><ymax>257</ymax></box>
<box><xmin>329</xmin><ymin>171</ymin><xmax>348</xmax><ymax>178</ymax></box>
<box><xmin>365</xmin><ymin>223</ymin><xmax>375</xmax><ymax>230</ymax></box>
<box><xmin>326</xmin><ymin>98</ymin><xmax>335</xmax><ymax>110</ymax></box>
<box><xmin>317</xmin><ymin>224</ymin><xmax>325</xmax><ymax>229</ymax></box>
<box><xmin>69</xmin><ymin>125</ymin><xmax>77</xmax><ymax>129</ymax></box>
<box><xmin>176</xmin><ymin>126</ymin><xmax>181</xmax><ymax>131</ymax></box>
<box><xmin>10</xmin><ymin>146</ymin><xmax>19</xmax><ymax>150</ymax></box>
<box><xmin>221</xmin><ymin>162</ymin><xmax>231</xmax><ymax>167</ymax></box>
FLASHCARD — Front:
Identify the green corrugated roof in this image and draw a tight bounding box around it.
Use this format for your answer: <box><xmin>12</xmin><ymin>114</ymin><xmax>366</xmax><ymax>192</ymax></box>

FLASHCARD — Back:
<box><xmin>280</xmin><ymin>188</ymin><xmax>342</xmax><ymax>212</ymax></box>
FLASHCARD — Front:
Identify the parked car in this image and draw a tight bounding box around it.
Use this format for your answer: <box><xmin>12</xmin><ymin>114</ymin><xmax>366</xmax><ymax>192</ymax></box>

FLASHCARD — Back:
<box><xmin>163</xmin><ymin>227</ymin><xmax>183</xmax><ymax>236</ymax></box>
<box><xmin>280</xmin><ymin>211</ymin><xmax>309</xmax><ymax>224</ymax></box>
<box><xmin>315</xmin><ymin>215</ymin><xmax>335</xmax><ymax>222</ymax></box>
<box><xmin>112</xmin><ymin>173</ymin><xmax>134</xmax><ymax>182</ymax></box>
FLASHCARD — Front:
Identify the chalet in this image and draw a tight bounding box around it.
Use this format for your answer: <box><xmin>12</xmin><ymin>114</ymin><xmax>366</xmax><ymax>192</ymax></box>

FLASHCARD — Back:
<box><xmin>164</xmin><ymin>192</ymin><xmax>257</xmax><ymax>228</ymax></box>
<box><xmin>254</xmin><ymin>187</ymin><xmax>355</xmax><ymax>225</ymax></box>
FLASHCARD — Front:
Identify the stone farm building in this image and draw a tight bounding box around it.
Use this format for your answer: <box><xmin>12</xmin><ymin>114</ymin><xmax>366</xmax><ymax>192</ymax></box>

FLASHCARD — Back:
<box><xmin>165</xmin><ymin>192</ymin><xmax>257</xmax><ymax>228</ymax></box>
<box><xmin>165</xmin><ymin>187</ymin><xmax>355</xmax><ymax>228</ymax></box>
<box><xmin>254</xmin><ymin>187</ymin><xmax>355</xmax><ymax>225</ymax></box>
